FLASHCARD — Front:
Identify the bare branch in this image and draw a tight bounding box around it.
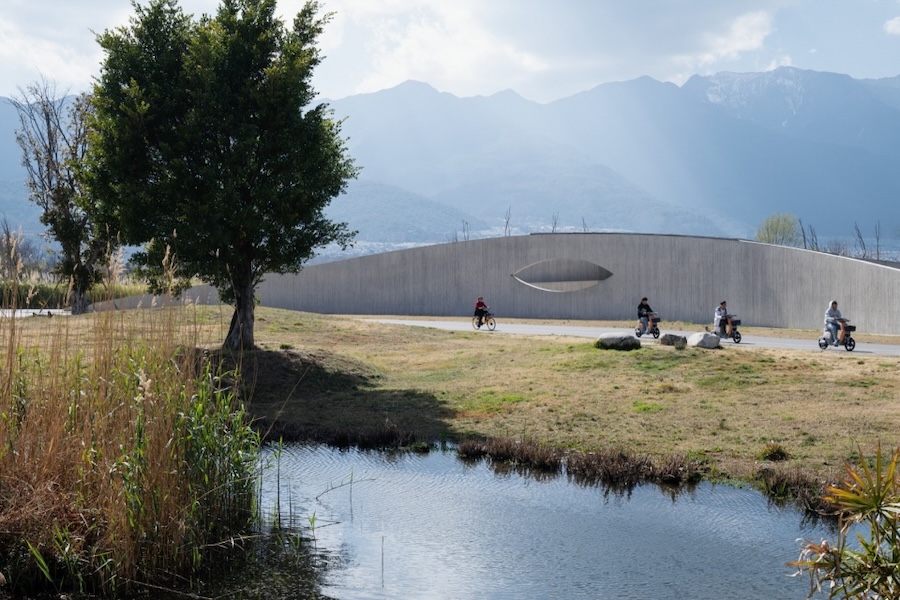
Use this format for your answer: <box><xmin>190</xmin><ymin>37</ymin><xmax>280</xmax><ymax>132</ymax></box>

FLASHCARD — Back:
<box><xmin>853</xmin><ymin>221</ymin><xmax>866</xmax><ymax>258</ymax></box>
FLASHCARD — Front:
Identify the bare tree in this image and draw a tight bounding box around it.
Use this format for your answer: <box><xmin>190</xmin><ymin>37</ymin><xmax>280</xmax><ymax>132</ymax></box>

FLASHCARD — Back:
<box><xmin>504</xmin><ymin>206</ymin><xmax>512</xmax><ymax>237</ymax></box>
<box><xmin>875</xmin><ymin>220</ymin><xmax>882</xmax><ymax>260</ymax></box>
<box><xmin>823</xmin><ymin>238</ymin><xmax>850</xmax><ymax>256</ymax></box>
<box><xmin>551</xmin><ymin>212</ymin><xmax>559</xmax><ymax>233</ymax></box>
<box><xmin>461</xmin><ymin>220</ymin><xmax>470</xmax><ymax>241</ymax></box>
<box><xmin>11</xmin><ymin>79</ymin><xmax>111</xmax><ymax>313</ymax></box>
<box><xmin>853</xmin><ymin>222</ymin><xmax>867</xmax><ymax>258</ymax></box>
<box><xmin>800</xmin><ymin>221</ymin><xmax>819</xmax><ymax>252</ymax></box>
<box><xmin>582</xmin><ymin>217</ymin><xmax>590</xmax><ymax>233</ymax></box>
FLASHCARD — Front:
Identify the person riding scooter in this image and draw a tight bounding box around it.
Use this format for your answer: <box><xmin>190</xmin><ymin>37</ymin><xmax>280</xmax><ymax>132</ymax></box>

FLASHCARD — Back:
<box><xmin>714</xmin><ymin>301</ymin><xmax>734</xmax><ymax>338</ymax></box>
<box><xmin>636</xmin><ymin>297</ymin><xmax>653</xmax><ymax>335</ymax></box>
<box><xmin>824</xmin><ymin>300</ymin><xmax>845</xmax><ymax>346</ymax></box>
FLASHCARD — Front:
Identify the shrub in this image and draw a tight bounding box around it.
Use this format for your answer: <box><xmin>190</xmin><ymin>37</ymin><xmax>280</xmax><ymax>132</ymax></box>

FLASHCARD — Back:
<box><xmin>790</xmin><ymin>443</ymin><xmax>900</xmax><ymax>599</ymax></box>
<box><xmin>757</xmin><ymin>441</ymin><xmax>790</xmax><ymax>461</ymax></box>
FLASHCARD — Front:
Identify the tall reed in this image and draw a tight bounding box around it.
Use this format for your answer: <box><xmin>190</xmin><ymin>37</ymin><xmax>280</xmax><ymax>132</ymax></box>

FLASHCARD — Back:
<box><xmin>0</xmin><ymin>295</ymin><xmax>260</xmax><ymax>596</ymax></box>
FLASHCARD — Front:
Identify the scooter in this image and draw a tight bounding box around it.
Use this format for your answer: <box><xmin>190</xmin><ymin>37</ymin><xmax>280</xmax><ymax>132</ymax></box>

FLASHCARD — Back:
<box><xmin>818</xmin><ymin>319</ymin><xmax>856</xmax><ymax>351</ymax></box>
<box><xmin>715</xmin><ymin>316</ymin><xmax>742</xmax><ymax>343</ymax></box>
<box><xmin>635</xmin><ymin>312</ymin><xmax>661</xmax><ymax>338</ymax></box>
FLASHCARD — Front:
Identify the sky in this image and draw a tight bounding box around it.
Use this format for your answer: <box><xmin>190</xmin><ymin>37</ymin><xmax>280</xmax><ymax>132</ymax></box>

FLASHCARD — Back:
<box><xmin>2</xmin><ymin>0</ymin><xmax>900</xmax><ymax>103</ymax></box>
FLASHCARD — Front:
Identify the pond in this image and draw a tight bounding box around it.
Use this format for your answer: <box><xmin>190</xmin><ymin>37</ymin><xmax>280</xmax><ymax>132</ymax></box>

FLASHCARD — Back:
<box><xmin>259</xmin><ymin>444</ymin><xmax>835</xmax><ymax>600</ymax></box>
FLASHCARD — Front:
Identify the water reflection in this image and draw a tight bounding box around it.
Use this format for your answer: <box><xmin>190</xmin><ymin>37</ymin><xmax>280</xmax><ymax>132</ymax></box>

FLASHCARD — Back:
<box><xmin>261</xmin><ymin>444</ymin><xmax>835</xmax><ymax>600</ymax></box>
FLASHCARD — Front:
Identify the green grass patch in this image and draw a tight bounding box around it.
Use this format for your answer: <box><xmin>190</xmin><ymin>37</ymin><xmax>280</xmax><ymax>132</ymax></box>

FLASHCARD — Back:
<box><xmin>632</xmin><ymin>400</ymin><xmax>665</xmax><ymax>413</ymax></box>
<box><xmin>556</xmin><ymin>352</ymin><xmax>618</xmax><ymax>371</ymax></box>
<box><xmin>464</xmin><ymin>390</ymin><xmax>527</xmax><ymax>413</ymax></box>
<box><xmin>409</xmin><ymin>369</ymin><xmax>463</xmax><ymax>384</ymax></box>
<box><xmin>846</xmin><ymin>379</ymin><xmax>878</xmax><ymax>388</ymax></box>
<box><xmin>632</xmin><ymin>351</ymin><xmax>691</xmax><ymax>372</ymax></box>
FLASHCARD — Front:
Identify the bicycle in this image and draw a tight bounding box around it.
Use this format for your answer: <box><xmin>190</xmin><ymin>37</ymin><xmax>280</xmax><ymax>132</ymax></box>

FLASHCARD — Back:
<box><xmin>472</xmin><ymin>310</ymin><xmax>496</xmax><ymax>331</ymax></box>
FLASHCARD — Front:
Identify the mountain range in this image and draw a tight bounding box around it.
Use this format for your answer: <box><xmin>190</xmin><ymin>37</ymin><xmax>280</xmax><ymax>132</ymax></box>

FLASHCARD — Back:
<box><xmin>2</xmin><ymin>66</ymin><xmax>899</xmax><ymax>257</ymax></box>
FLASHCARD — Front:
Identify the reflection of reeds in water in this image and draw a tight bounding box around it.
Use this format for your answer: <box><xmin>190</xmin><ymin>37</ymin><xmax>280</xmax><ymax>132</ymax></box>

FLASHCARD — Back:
<box><xmin>263</xmin><ymin>417</ymin><xmax>425</xmax><ymax>450</ymax></box>
<box><xmin>458</xmin><ymin>438</ymin><xmax>704</xmax><ymax>491</ymax></box>
<box><xmin>456</xmin><ymin>437</ymin><xmax>835</xmax><ymax>513</ymax></box>
<box><xmin>0</xmin><ymin>280</ymin><xmax>260</xmax><ymax>597</ymax></box>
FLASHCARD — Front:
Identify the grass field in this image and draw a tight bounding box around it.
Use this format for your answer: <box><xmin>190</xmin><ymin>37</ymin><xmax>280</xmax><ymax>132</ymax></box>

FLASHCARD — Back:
<box><xmin>18</xmin><ymin>305</ymin><xmax>900</xmax><ymax>498</ymax></box>
<box><xmin>227</xmin><ymin>309</ymin><xmax>900</xmax><ymax>487</ymax></box>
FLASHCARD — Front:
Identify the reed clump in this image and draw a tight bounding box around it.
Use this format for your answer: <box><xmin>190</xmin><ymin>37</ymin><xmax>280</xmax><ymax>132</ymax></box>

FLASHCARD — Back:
<box><xmin>567</xmin><ymin>448</ymin><xmax>703</xmax><ymax>489</ymax></box>
<box><xmin>457</xmin><ymin>438</ymin><xmax>703</xmax><ymax>489</ymax></box>
<box><xmin>0</xmin><ymin>302</ymin><xmax>260</xmax><ymax>597</ymax></box>
<box><xmin>566</xmin><ymin>448</ymin><xmax>654</xmax><ymax>488</ymax></box>
<box><xmin>457</xmin><ymin>437</ymin><xmax>565</xmax><ymax>474</ymax></box>
<box><xmin>754</xmin><ymin>466</ymin><xmax>833</xmax><ymax>514</ymax></box>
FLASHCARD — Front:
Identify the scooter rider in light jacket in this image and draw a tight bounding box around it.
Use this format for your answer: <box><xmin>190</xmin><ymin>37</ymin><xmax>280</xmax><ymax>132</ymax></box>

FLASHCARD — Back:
<box><xmin>824</xmin><ymin>300</ymin><xmax>844</xmax><ymax>345</ymax></box>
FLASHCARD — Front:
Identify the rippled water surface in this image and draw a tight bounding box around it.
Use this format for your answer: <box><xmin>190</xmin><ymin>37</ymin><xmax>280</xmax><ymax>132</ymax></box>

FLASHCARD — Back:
<box><xmin>260</xmin><ymin>445</ymin><xmax>833</xmax><ymax>600</ymax></box>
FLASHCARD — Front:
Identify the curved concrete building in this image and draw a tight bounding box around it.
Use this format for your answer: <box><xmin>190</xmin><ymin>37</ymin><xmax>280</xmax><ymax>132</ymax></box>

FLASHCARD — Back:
<box><xmin>254</xmin><ymin>233</ymin><xmax>900</xmax><ymax>335</ymax></box>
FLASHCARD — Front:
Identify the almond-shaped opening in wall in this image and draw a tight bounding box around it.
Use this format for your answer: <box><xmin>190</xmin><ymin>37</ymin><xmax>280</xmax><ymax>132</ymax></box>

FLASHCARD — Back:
<box><xmin>512</xmin><ymin>258</ymin><xmax>613</xmax><ymax>292</ymax></box>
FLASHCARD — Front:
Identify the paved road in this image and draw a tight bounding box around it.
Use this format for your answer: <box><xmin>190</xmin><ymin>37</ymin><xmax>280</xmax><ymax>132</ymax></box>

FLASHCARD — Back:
<box><xmin>0</xmin><ymin>309</ymin><xmax>69</xmax><ymax>319</ymax></box>
<box><xmin>367</xmin><ymin>318</ymin><xmax>900</xmax><ymax>357</ymax></box>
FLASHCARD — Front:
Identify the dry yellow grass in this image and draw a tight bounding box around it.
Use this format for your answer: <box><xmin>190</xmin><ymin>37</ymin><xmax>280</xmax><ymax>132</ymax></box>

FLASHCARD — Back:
<box><xmin>236</xmin><ymin>309</ymin><xmax>900</xmax><ymax>484</ymax></box>
<box><xmin>16</xmin><ymin>306</ymin><xmax>900</xmax><ymax>486</ymax></box>
<box><xmin>0</xmin><ymin>306</ymin><xmax>258</xmax><ymax>595</ymax></box>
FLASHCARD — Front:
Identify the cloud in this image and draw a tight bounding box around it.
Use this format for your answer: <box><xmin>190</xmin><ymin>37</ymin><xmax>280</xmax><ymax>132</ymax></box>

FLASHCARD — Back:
<box><xmin>2</xmin><ymin>0</ymin><xmax>897</xmax><ymax>103</ymax></box>
<box><xmin>700</xmin><ymin>11</ymin><xmax>774</xmax><ymax>65</ymax></box>
<box><xmin>663</xmin><ymin>10</ymin><xmax>774</xmax><ymax>85</ymax></box>
<box><xmin>885</xmin><ymin>17</ymin><xmax>900</xmax><ymax>35</ymax></box>
<box><xmin>0</xmin><ymin>1</ymin><xmax>140</xmax><ymax>96</ymax></box>
<box><xmin>317</xmin><ymin>2</ymin><xmax>787</xmax><ymax>100</ymax></box>
<box><xmin>765</xmin><ymin>55</ymin><xmax>793</xmax><ymax>71</ymax></box>
<box><xmin>0</xmin><ymin>16</ymin><xmax>99</xmax><ymax>95</ymax></box>
<box><xmin>318</xmin><ymin>1</ymin><xmax>552</xmax><ymax>99</ymax></box>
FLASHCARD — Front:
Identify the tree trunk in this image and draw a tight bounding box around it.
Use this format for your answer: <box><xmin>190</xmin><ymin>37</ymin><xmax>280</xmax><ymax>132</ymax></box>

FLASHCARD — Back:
<box><xmin>224</xmin><ymin>279</ymin><xmax>255</xmax><ymax>350</ymax></box>
<box><xmin>70</xmin><ymin>290</ymin><xmax>89</xmax><ymax>315</ymax></box>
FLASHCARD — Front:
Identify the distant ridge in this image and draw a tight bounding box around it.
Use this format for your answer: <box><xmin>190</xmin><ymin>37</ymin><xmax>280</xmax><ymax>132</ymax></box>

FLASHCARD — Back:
<box><xmin>2</xmin><ymin>66</ymin><xmax>900</xmax><ymax>258</ymax></box>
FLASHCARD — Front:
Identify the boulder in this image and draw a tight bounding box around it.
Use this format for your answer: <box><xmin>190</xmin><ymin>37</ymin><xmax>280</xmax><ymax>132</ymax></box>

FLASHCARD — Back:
<box><xmin>687</xmin><ymin>332</ymin><xmax>720</xmax><ymax>349</ymax></box>
<box><xmin>594</xmin><ymin>333</ymin><xmax>641</xmax><ymax>351</ymax></box>
<box><xmin>660</xmin><ymin>333</ymin><xmax>688</xmax><ymax>349</ymax></box>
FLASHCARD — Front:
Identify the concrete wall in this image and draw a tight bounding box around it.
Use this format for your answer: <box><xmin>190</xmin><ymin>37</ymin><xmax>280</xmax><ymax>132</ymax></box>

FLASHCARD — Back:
<box><xmin>253</xmin><ymin>233</ymin><xmax>900</xmax><ymax>334</ymax></box>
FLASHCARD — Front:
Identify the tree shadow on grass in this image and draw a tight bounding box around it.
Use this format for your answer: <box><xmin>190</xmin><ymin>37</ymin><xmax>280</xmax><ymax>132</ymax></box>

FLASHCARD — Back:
<box><xmin>205</xmin><ymin>348</ymin><xmax>829</xmax><ymax>513</ymax></box>
<box><xmin>219</xmin><ymin>347</ymin><xmax>456</xmax><ymax>449</ymax></box>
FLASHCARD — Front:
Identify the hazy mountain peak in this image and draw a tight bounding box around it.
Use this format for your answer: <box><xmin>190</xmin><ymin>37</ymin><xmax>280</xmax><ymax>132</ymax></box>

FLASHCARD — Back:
<box><xmin>685</xmin><ymin>67</ymin><xmax>810</xmax><ymax>114</ymax></box>
<box><xmin>3</xmin><ymin>68</ymin><xmax>900</xmax><ymax>255</ymax></box>
<box><xmin>484</xmin><ymin>88</ymin><xmax>527</xmax><ymax>102</ymax></box>
<box><xmin>388</xmin><ymin>79</ymin><xmax>441</xmax><ymax>95</ymax></box>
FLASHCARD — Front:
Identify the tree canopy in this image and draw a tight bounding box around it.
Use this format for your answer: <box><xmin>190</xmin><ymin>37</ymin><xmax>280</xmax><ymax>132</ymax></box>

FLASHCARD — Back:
<box><xmin>755</xmin><ymin>213</ymin><xmax>801</xmax><ymax>247</ymax></box>
<box><xmin>87</xmin><ymin>0</ymin><xmax>357</xmax><ymax>348</ymax></box>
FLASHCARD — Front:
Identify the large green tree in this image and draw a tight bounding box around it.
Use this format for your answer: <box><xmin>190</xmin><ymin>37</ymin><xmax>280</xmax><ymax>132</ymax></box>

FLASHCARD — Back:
<box><xmin>12</xmin><ymin>81</ymin><xmax>111</xmax><ymax>313</ymax></box>
<box><xmin>87</xmin><ymin>0</ymin><xmax>357</xmax><ymax>349</ymax></box>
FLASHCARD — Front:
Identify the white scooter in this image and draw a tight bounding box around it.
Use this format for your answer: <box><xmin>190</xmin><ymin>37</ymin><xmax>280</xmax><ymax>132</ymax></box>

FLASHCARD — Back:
<box><xmin>818</xmin><ymin>318</ymin><xmax>856</xmax><ymax>351</ymax></box>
